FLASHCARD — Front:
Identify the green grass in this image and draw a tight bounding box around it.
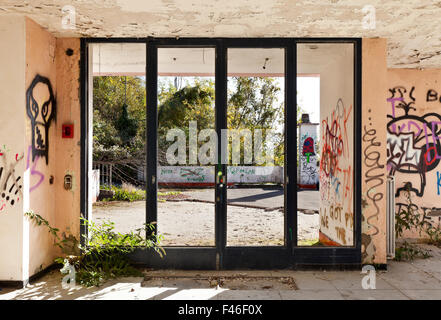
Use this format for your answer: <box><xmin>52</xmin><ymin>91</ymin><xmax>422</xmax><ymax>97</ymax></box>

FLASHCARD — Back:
<box><xmin>100</xmin><ymin>184</ymin><xmax>181</xmax><ymax>202</ymax></box>
<box><xmin>297</xmin><ymin>239</ymin><xmax>322</xmax><ymax>246</ymax></box>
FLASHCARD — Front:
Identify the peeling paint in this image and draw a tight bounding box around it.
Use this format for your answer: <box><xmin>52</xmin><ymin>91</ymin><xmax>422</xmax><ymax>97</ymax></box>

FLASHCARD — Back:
<box><xmin>1</xmin><ymin>0</ymin><xmax>441</xmax><ymax>67</ymax></box>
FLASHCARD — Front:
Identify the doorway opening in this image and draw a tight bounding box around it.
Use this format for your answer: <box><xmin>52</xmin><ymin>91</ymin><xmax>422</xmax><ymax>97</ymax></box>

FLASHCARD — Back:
<box><xmin>81</xmin><ymin>38</ymin><xmax>362</xmax><ymax>269</ymax></box>
<box><xmin>88</xmin><ymin>42</ymin><xmax>147</xmax><ymax>238</ymax></box>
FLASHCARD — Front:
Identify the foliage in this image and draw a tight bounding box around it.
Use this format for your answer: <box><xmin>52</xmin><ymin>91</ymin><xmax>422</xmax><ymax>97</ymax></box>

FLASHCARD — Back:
<box><xmin>25</xmin><ymin>211</ymin><xmax>64</xmax><ymax>250</ymax></box>
<box><xmin>115</xmin><ymin>103</ymin><xmax>139</xmax><ymax>145</ymax></box>
<box><xmin>93</xmin><ymin>76</ymin><xmax>146</xmax><ymax>163</ymax></box>
<box><xmin>426</xmin><ymin>225</ymin><xmax>441</xmax><ymax>247</ymax></box>
<box><xmin>94</xmin><ymin>75</ymin><xmax>307</xmax><ymax>171</ymax></box>
<box><xmin>25</xmin><ymin>211</ymin><xmax>165</xmax><ymax>288</ymax></box>
<box><xmin>395</xmin><ymin>186</ymin><xmax>427</xmax><ymax>239</ymax></box>
<box><xmin>158</xmin><ymin>79</ymin><xmax>215</xmax><ymax>130</ymax></box>
<box><xmin>228</xmin><ymin>77</ymin><xmax>284</xmax><ymax>166</ymax></box>
<box><xmin>71</xmin><ymin>219</ymin><xmax>164</xmax><ymax>287</ymax></box>
<box><xmin>157</xmin><ymin>79</ymin><xmax>215</xmax><ymax>165</ymax></box>
<box><xmin>394</xmin><ymin>185</ymin><xmax>441</xmax><ymax>260</ymax></box>
<box><xmin>394</xmin><ymin>241</ymin><xmax>432</xmax><ymax>261</ymax></box>
<box><xmin>100</xmin><ymin>183</ymin><xmax>181</xmax><ymax>202</ymax></box>
<box><xmin>101</xmin><ymin>184</ymin><xmax>146</xmax><ymax>202</ymax></box>
<box><xmin>228</xmin><ymin>77</ymin><xmax>282</xmax><ymax>130</ymax></box>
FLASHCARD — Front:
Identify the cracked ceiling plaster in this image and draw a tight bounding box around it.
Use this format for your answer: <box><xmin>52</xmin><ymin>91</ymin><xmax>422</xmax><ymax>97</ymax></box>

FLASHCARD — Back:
<box><xmin>1</xmin><ymin>0</ymin><xmax>441</xmax><ymax>68</ymax></box>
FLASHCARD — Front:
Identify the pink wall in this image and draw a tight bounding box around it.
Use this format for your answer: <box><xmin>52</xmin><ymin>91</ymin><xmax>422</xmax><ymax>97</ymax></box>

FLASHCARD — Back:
<box><xmin>387</xmin><ymin>68</ymin><xmax>441</xmax><ymax>238</ymax></box>
<box><xmin>361</xmin><ymin>39</ymin><xmax>388</xmax><ymax>264</ymax></box>
<box><xmin>54</xmin><ymin>38</ymin><xmax>81</xmax><ymax>248</ymax></box>
<box><xmin>24</xmin><ymin>18</ymin><xmax>81</xmax><ymax>277</ymax></box>
<box><xmin>25</xmin><ymin>18</ymin><xmax>58</xmax><ymax>276</ymax></box>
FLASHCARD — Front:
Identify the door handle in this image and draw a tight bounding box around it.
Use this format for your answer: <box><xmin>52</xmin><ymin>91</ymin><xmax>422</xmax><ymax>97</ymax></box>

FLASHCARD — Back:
<box><xmin>217</xmin><ymin>174</ymin><xmax>226</xmax><ymax>187</ymax></box>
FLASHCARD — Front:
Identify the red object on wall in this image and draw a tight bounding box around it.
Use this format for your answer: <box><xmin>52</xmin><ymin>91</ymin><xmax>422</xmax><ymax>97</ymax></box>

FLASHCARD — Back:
<box><xmin>62</xmin><ymin>124</ymin><xmax>74</xmax><ymax>138</ymax></box>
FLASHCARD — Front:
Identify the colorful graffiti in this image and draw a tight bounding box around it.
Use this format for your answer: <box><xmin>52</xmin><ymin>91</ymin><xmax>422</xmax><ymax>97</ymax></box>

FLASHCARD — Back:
<box><xmin>387</xmin><ymin>86</ymin><xmax>441</xmax><ymax>197</ymax></box>
<box><xmin>319</xmin><ymin>99</ymin><xmax>354</xmax><ymax>245</ymax></box>
<box><xmin>26</xmin><ymin>74</ymin><xmax>56</xmax><ymax>165</ymax></box>
<box><xmin>387</xmin><ymin>85</ymin><xmax>441</xmax><ymax>231</ymax></box>
<box><xmin>320</xmin><ymin>99</ymin><xmax>352</xmax><ymax>180</ymax></box>
<box><xmin>302</xmin><ymin>137</ymin><xmax>315</xmax><ymax>161</ymax></box>
<box><xmin>298</xmin><ymin>124</ymin><xmax>319</xmax><ymax>186</ymax></box>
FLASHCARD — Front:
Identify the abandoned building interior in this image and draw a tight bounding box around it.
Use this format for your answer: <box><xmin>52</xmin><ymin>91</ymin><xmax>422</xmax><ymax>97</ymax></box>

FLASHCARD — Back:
<box><xmin>1</xmin><ymin>10</ymin><xmax>440</xmax><ymax>286</ymax></box>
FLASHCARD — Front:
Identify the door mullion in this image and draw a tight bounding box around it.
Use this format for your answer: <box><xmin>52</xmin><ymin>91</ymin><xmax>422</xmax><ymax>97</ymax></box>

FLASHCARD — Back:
<box><xmin>286</xmin><ymin>43</ymin><xmax>297</xmax><ymax>250</ymax></box>
<box><xmin>146</xmin><ymin>41</ymin><xmax>158</xmax><ymax>237</ymax></box>
<box><xmin>215</xmin><ymin>41</ymin><xmax>227</xmax><ymax>264</ymax></box>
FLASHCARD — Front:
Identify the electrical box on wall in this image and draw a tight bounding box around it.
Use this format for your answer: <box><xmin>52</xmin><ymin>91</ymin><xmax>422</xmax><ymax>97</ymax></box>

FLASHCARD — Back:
<box><xmin>64</xmin><ymin>175</ymin><xmax>72</xmax><ymax>190</ymax></box>
<box><xmin>62</xmin><ymin>124</ymin><xmax>74</xmax><ymax>138</ymax></box>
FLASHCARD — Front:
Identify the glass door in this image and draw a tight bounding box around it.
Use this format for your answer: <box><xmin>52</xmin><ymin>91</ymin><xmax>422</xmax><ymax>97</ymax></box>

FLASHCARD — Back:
<box><xmin>156</xmin><ymin>47</ymin><xmax>216</xmax><ymax>247</ymax></box>
<box><xmin>225</xmin><ymin>48</ymin><xmax>286</xmax><ymax>247</ymax></box>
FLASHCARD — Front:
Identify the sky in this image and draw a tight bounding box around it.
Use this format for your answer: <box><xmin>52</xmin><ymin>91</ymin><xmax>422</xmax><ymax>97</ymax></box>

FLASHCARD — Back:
<box><xmin>297</xmin><ymin>76</ymin><xmax>320</xmax><ymax>124</ymax></box>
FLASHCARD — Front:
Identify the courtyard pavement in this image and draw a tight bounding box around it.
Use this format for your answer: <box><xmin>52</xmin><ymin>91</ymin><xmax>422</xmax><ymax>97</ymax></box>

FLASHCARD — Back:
<box><xmin>181</xmin><ymin>188</ymin><xmax>319</xmax><ymax>212</ymax></box>
<box><xmin>1</xmin><ymin>244</ymin><xmax>441</xmax><ymax>300</ymax></box>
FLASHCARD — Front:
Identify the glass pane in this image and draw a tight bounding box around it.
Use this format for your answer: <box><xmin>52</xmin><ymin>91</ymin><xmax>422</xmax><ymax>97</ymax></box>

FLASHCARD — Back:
<box><xmin>157</xmin><ymin>47</ymin><xmax>216</xmax><ymax>246</ymax></box>
<box><xmin>90</xmin><ymin>43</ymin><xmax>147</xmax><ymax>237</ymax></box>
<box><xmin>226</xmin><ymin>48</ymin><xmax>285</xmax><ymax>246</ymax></box>
<box><xmin>296</xmin><ymin>43</ymin><xmax>354</xmax><ymax>246</ymax></box>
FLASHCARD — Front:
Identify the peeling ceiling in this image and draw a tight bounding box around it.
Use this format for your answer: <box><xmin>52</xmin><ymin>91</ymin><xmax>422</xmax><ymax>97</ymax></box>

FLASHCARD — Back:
<box><xmin>1</xmin><ymin>0</ymin><xmax>441</xmax><ymax>68</ymax></box>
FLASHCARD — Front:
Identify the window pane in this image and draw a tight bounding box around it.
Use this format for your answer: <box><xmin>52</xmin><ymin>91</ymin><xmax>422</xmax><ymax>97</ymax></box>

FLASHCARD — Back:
<box><xmin>296</xmin><ymin>43</ymin><xmax>354</xmax><ymax>246</ymax></box>
<box><xmin>157</xmin><ymin>47</ymin><xmax>216</xmax><ymax>246</ymax></box>
<box><xmin>226</xmin><ymin>48</ymin><xmax>285</xmax><ymax>246</ymax></box>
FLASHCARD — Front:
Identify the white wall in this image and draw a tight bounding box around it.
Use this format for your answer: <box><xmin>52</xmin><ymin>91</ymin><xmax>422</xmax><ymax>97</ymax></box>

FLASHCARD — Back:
<box><xmin>298</xmin><ymin>43</ymin><xmax>355</xmax><ymax>245</ymax></box>
<box><xmin>0</xmin><ymin>15</ymin><xmax>27</xmax><ymax>281</ymax></box>
<box><xmin>158</xmin><ymin>166</ymin><xmax>283</xmax><ymax>184</ymax></box>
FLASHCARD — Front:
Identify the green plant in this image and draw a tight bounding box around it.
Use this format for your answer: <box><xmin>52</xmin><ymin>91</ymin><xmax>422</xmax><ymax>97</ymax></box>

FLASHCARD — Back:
<box><xmin>426</xmin><ymin>224</ymin><xmax>441</xmax><ymax>247</ymax></box>
<box><xmin>111</xmin><ymin>186</ymin><xmax>145</xmax><ymax>201</ymax></box>
<box><xmin>25</xmin><ymin>211</ymin><xmax>165</xmax><ymax>287</ymax></box>
<box><xmin>395</xmin><ymin>186</ymin><xmax>427</xmax><ymax>239</ymax></box>
<box><xmin>394</xmin><ymin>185</ymin><xmax>439</xmax><ymax>260</ymax></box>
<box><xmin>100</xmin><ymin>184</ymin><xmax>182</xmax><ymax>203</ymax></box>
<box><xmin>394</xmin><ymin>241</ymin><xmax>432</xmax><ymax>261</ymax></box>
<box><xmin>75</xmin><ymin>219</ymin><xmax>165</xmax><ymax>286</ymax></box>
<box><xmin>101</xmin><ymin>184</ymin><xmax>146</xmax><ymax>202</ymax></box>
<box><xmin>25</xmin><ymin>211</ymin><xmax>64</xmax><ymax>250</ymax></box>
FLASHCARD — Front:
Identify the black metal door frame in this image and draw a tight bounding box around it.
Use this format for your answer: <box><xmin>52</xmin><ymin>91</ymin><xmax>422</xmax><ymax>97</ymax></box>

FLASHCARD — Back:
<box><xmin>80</xmin><ymin>37</ymin><xmax>362</xmax><ymax>269</ymax></box>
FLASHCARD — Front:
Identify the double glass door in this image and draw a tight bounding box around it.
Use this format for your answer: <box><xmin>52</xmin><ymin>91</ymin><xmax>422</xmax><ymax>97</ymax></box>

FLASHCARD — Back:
<box><xmin>146</xmin><ymin>40</ymin><xmax>292</xmax><ymax>269</ymax></box>
<box><xmin>85</xmin><ymin>38</ymin><xmax>361</xmax><ymax>269</ymax></box>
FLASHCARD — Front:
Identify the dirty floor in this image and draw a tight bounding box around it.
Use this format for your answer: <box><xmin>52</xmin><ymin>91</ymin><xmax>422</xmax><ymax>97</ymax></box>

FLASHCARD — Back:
<box><xmin>1</xmin><ymin>244</ymin><xmax>441</xmax><ymax>300</ymax></box>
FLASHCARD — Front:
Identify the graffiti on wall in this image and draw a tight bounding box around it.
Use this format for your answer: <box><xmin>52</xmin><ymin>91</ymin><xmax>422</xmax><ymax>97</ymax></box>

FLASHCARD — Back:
<box><xmin>361</xmin><ymin>108</ymin><xmax>385</xmax><ymax>262</ymax></box>
<box><xmin>387</xmin><ymin>86</ymin><xmax>441</xmax><ymax>197</ymax></box>
<box><xmin>387</xmin><ymin>85</ymin><xmax>441</xmax><ymax>230</ymax></box>
<box><xmin>298</xmin><ymin>125</ymin><xmax>319</xmax><ymax>186</ymax></box>
<box><xmin>26</xmin><ymin>145</ymin><xmax>45</xmax><ymax>193</ymax></box>
<box><xmin>26</xmin><ymin>75</ymin><xmax>56</xmax><ymax>165</ymax></box>
<box><xmin>0</xmin><ymin>146</ymin><xmax>24</xmax><ymax>212</ymax></box>
<box><xmin>319</xmin><ymin>98</ymin><xmax>354</xmax><ymax>245</ymax></box>
<box><xmin>157</xmin><ymin>166</ymin><xmax>283</xmax><ymax>185</ymax></box>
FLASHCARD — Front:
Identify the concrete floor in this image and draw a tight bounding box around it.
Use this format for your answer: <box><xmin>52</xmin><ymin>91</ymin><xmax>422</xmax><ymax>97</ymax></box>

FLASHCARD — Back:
<box><xmin>1</xmin><ymin>244</ymin><xmax>441</xmax><ymax>300</ymax></box>
<box><xmin>181</xmin><ymin>188</ymin><xmax>319</xmax><ymax>212</ymax></box>
<box><xmin>93</xmin><ymin>188</ymin><xmax>320</xmax><ymax>246</ymax></box>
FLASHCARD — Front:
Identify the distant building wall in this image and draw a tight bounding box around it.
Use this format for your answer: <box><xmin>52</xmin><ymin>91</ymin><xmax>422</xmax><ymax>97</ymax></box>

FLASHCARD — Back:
<box><xmin>298</xmin><ymin>122</ymin><xmax>319</xmax><ymax>188</ymax></box>
<box><xmin>158</xmin><ymin>166</ymin><xmax>283</xmax><ymax>186</ymax></box>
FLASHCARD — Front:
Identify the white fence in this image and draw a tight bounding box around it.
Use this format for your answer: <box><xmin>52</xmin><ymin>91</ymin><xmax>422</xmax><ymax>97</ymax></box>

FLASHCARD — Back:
<box><xmin>157</xmin><ymin>166</ymin><xmax>283</xmax><ymax>185</ymax></box>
